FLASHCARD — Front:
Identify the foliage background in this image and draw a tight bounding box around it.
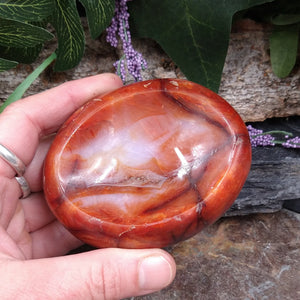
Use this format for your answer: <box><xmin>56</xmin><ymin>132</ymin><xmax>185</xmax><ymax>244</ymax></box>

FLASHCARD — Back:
<box><xmin>0</xmin><ymin>0</ymin><xmax>299</xmax><ymax>94</ymax></box>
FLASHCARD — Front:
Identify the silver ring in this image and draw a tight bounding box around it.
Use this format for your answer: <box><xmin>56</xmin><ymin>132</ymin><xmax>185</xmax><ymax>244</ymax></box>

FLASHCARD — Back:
<box><xmin>0</xmin><ymin>143</ymin><xmax>26</xmax><ymax>176</ymax></box>
<box><xmin>15</xmin><ymin>176</ymin><xmax>31</xmax><ymax>199</ymax></box>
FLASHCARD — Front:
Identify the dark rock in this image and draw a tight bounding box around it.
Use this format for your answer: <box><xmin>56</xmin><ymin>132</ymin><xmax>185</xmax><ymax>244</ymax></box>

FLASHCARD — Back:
<box><xmin>283</xmin><ymin>199</ymin><xmax>300</xmax><ymax>213</ymax></box>
<box><xmin>226</xmin><ymin>116</ymin><xmax>300</xmax><ymax>216</ymax></box>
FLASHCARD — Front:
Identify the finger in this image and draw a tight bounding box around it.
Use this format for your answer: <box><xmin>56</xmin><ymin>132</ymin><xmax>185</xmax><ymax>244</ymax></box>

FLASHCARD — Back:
<box><xmin>15</xmin><ymin>73</ymin><xmax>123</xmax><ymax>136</ymax></box>
<box><xmin>25</xmin><ymin>135</ymin><xmax>54</xmax><ymax>192</ymax></box>
<box><xmin>4</xmin><ymin>248</ymin><xmax>176</xmax><ymax>299</ymax></box>
<box><xmin>0</xmin><ymin>176</ymin><xmax>21</xmax><ymax>227</ymax></box>
<box><xmin>0</xmin><ymin>73</ymin><xmax>123</xmax><ymax>177</ymax></box>
<box><xmin>30</xmin><ymin>219</ymin><xmax>83</xmax><ymax>258</ymax></box>
<box><xmin>21</xmin><ymin>192</ymin><xmax>55</xmax><ymax>233</ymax></box>
<box><xmin>4</xmin><ymin>191</ymin><xmax>73</xmax><ymax>260</ymax></box>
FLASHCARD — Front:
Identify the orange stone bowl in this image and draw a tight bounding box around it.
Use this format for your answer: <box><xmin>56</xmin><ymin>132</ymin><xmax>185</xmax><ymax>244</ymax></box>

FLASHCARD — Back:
<box><xmin>43</xmin><ymin>79</ymin><xmax>251</xmax><ymax>248</ymax></box>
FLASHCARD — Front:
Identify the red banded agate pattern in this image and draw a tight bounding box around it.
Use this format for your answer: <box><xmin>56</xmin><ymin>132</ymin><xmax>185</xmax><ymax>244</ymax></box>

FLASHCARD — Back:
<box><xmin>43</xmin><ymin>79</ymin><xmax>251</xmax><ymax>248</ymax></box>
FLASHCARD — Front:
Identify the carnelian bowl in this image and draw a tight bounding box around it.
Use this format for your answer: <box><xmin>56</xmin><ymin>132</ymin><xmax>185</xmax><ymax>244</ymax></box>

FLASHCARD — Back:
<box><xmin>43</xmin><ymin>79</ymin><xmax>251</xmax><ymax>248</ymax></box>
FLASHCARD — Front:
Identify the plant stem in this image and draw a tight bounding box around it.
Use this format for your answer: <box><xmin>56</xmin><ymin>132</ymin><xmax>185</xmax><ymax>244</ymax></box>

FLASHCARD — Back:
<box><xmin>251</xmin><ymin>130</ymin><xmax>293</xmax><ymax>138</ymax></box>
<box><xmin>0</xmin><ymin>52</ymin><xmax>57</xmax><ymax>113</ymax></box>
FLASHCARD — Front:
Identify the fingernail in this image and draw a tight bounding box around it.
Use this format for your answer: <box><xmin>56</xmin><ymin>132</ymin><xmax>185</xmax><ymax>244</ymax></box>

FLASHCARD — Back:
<box><xmin>139</xmin><ymin>255</ymin><xmax>174</xmax><ymax>291</ymax></box>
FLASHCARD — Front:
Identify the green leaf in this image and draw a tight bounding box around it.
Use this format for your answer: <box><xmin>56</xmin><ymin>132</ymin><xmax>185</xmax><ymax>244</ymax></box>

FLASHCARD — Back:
<box><xmin>50</xmin><ymin>0</ymin><xmax>85</xmax><ymax>71</ymax></box>
<box><xmin>271</xmin><ymin>14</ymin><xmax>300</xmax><ymax>25</ymax></box>
<box><xmin>0</xmin><ymin>44</ymin><xmax>42</xmax><ymax>64</ymax></box>
<box><xmin>0</xmin><ymin>20</ymin><xmax>48</xmax><ymax>64</ymax></box>
<box><xmin>130</xmin><ymin>0</ymin><xmax>274</xmax><ymax>92</ymax></box>
<box><xmin>0</xmin><ymin>57</ymin><xmax>17</xmax><ymax>71</ymax></box>
<box><xmin>0</xmin><ymin>18</ymin><xmax>53</xmax><ymax>48</ymax></box>
<box><xmin>0</xmin><ymin>0</ymin><xmax>54</xmax><ymax>22</ymax></box>
<box><xmin>244</xmin><ymin>0</ymin><xmax>300</xmax><ymax>24</ymax></box>
<box><xmin>79</xmin><ymin>0</ymin><xmax>115</xmax><ymax>39</ymax></box>
<box><xmin>270</xmin><ymin>24</ymin><xmax>299</xmax><ymax>78</ymax></box>
<box><xmin>0</xmin><ymin>52</ymin><xmax>57</xmax><ymax>112</ymax></box>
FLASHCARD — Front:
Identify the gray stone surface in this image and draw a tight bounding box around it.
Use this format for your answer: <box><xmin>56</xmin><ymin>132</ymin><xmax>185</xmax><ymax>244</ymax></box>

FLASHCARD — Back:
<box><xmin>227</xmin><ymin>156</ymin><xmax>299</xmax><ymax>216</ymax></box>
<box><xmin>130</xmin><ymin>209</ymin><xmax>300</xmax><ymax>300</ymax></box>
<box><xmin>228</xmin><ymin>116</ymin><xmax>300</xmax><ymax>216</ymax></box>
<box><xmin>226</xmin><ymin>138</ymin><xmax>300</xmax><ymax>216</ymax></box>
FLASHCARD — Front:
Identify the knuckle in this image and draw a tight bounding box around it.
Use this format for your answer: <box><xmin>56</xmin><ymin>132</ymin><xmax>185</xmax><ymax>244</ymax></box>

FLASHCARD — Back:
<box><xmin>1</xmin><ymin>101</ymin><xmax>21</xmax><ymax>116</ymax></box>
<box><xmin>85</xmin><ymin>261</ymin><xmax>122</xmax><ymax>300</ymax></box>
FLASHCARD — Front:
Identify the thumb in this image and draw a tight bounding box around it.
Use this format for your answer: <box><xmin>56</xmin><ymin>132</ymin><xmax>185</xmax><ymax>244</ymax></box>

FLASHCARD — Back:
<box><xmin>4</xmin><ymin>248</ymin><xmax>176</xmax><ymax>299</ymax></box>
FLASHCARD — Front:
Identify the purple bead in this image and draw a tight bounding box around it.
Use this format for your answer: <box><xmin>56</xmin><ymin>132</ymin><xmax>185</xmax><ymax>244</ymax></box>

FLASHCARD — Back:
<box><xmin>247</xmin><ymin>125</ymin><xmax>300</xmax><ymax>148</ymax></box>
<box><xmin>106</xmin><ymin>0</ymin><xmax>147</xmax><ymax>81</ymax></box>
<box><xmin>282</xmin><ymin>136</ymin><xmax>300</xmax><ymax>148</ymax></box>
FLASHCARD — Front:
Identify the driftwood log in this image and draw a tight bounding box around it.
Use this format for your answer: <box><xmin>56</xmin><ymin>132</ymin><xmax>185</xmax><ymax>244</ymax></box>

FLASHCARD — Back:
<box><xmin>0</xmin><ymin>19</ymin><xmax>299</xmax><ymax>121</ymax></box>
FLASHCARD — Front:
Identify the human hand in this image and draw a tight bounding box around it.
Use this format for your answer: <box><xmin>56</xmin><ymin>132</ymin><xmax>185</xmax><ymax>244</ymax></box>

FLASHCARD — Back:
<box><xmin>0</xmin><ymin>74</ymin><xmax>176</xmax><ymax>299</ymax></box>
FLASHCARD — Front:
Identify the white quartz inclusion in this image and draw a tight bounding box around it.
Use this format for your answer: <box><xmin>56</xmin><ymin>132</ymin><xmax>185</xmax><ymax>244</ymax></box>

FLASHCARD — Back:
<box><xmin>69</xmin><ymin>110</ymin><xmax>226</xmax><ymax>189</ymax></box>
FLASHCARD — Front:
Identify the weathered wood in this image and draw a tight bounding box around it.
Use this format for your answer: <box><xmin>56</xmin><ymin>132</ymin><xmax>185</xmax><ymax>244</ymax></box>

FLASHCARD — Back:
<box><xmin>219</xmin><ymin>20</ymin><xmax>300</xmax><ymax>122</ymax></box>
<box><xmin>0</xmin><ymin>19</ymin><xmax>299</xmax><ymax>122</ymax></box>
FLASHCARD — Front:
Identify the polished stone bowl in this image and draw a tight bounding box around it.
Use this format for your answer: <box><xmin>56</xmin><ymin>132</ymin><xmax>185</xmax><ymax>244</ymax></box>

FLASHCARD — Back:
<box><xmin>43</xmin><ymin>79</ymin><xmax>251</xmax><ymax>248</ymax></box>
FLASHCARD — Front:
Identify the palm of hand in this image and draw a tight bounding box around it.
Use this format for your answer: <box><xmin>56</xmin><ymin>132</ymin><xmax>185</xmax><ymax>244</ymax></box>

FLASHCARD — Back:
<box><xmin>0</xmin><ymin>92</ymin><xmax>91</xmax><ymax>261</ymax></box>
<box><xmin>0</xmin><ymin>75</ymin><xmax>176</xmax><ymax>299</ymax></box>
<box><xmin>0</xmin><ymin>164</ymin><xmax>80</xmax><ymax>261</ymax></box>
<box><xmin>0</xmin><ymin>74</ymin><xmax>124</xmax><ymax>261</ymax></box>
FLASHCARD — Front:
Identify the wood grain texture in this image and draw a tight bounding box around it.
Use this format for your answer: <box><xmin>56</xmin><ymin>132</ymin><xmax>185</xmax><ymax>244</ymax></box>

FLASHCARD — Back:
<box><xmin>0</xmin><ymin>19</ymin><xmax>299</xmax><ymax>122</ymax></box>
